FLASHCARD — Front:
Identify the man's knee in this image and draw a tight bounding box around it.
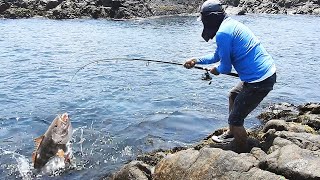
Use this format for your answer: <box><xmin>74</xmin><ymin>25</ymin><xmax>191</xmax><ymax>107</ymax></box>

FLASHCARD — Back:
<box><xmin>229</xmin><ymin>91</ymin><xmax>238</xmax><ymax>102</ymax></box>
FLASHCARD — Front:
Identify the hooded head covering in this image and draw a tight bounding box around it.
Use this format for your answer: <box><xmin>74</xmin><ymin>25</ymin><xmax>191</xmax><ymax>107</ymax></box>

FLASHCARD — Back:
<box><xmin>199</xmin><ymin>0</ymin><xmax>226</xmax><ymax>42</ymax></box>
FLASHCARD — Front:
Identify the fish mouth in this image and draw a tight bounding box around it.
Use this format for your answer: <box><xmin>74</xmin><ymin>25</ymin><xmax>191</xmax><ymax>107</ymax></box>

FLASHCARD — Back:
<box><xmin>58</xmin><ymin>114</ymin><xmax>71</xmax><ymax>129</ymax></box>
<box><xmin>58</xmin><ymin>113</ymin><xmax>69</xmax><ymax>124</ymax></box>
<box><xmin>55</xmin><ymin>113</ymin><xmax>71</xmax><ymax>140</ymax></box>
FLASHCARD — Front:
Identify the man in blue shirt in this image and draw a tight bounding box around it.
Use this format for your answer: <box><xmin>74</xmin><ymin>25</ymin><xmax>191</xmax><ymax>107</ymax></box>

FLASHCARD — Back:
<box><xmin>184</xmin><ymin>0</ymin><xmax>276</xmax><ymax>152</ymax></box>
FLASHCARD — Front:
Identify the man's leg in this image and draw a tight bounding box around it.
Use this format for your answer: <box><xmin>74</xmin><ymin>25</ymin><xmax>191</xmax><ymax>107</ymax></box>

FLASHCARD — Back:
<box><xmin>228</xmin><ymin>82</ymin><xmax>248</xmax><ymax>151</ymax></box>
<box><xmin>229</xmin><ymin>124</ymin><xmax>248</xmax><ymax>152</ymax></box>
<box><xmin>212</xmin><ymin>73</ymin><xmax>276</xmax><ymax>149</ymax></box>
<box><xmin>226</xmin><ymin>82</ymin><xmax>244</xmax><ymax>136</ymax></box>
<box><xmin>229</xmin><ymin>83</ymin><xmax>273</xmax><ymax>152</ymax></box>
<box><xmin>229</xmin><ymin>82</ymin><xmax>243</xmax><ymax>113</ymax></box>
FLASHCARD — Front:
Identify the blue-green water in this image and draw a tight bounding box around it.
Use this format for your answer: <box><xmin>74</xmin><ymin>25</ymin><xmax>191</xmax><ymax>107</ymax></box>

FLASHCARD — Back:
<box><xmin>0</xmin><ymin>14</ymin><xmax>319</xmax><ymax>179</ymax></box>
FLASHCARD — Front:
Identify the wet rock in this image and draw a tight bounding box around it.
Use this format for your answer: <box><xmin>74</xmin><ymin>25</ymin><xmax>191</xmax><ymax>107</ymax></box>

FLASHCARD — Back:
<box><xmin>0</xmin><ymin>1</ymin><xmax>10</xmax><ymax>13</ymax></box>
<box><xmin>110</xmin><ymin>161</ymin><xmax>153</xmax><ymax>180</ymax></box>
<box><xmin>298</xmin><ymin>102</ymin><xmax>320</xmax><ymax>114</ymax></box>
<box><xmin>44</xmin><ymin>0</ymin><xmax>61</xmax><ymax>10</ymax></box>
<box><xmin>137</xmin><ymin>151</ymin><xmax>166</xmax><ymax>166</ymax></box>
<box><xmin>257</xmin><ymin>103</ymin><xmax>299</xmax><ymax>122</ymax></box>
<box><xmin>259</xmin><ymin>144</ymin><xmax>320</xmax><ymax>180</ymax></box>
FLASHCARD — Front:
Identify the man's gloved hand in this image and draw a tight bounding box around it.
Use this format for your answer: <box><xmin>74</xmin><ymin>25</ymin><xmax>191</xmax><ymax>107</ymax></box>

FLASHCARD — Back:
<box><xmin>209</xmin><ymin>66</ymin><xmax>220</xmax><ymax>75</ymax></box>
<box><xmin>183</xmin><ymin>58</ymin><xmax>197</xmax><ymax>69</ymax></box>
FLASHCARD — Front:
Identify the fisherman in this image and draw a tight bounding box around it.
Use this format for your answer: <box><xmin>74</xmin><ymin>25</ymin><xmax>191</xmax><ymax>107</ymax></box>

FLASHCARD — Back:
<box><xmin>184</xmin><ymin>0</ymin><xmax>276</xmax><ymax>152</ymax></box>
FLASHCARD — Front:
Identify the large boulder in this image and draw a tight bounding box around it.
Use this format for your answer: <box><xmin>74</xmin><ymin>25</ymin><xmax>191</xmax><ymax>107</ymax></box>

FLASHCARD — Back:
<box><xmin>153</xmin><ymin>148</ymin><xmax>285</xmax><ymax>180</ymax></box>
<box><xmin>260</xmin><ymin>144</ymin><xmax>320</xmax><ymax>180</ymax></box>
<box><xmin>273</xmin><ymin>131</ymin><xmax>320</xmax><ymax>151</ymax></box>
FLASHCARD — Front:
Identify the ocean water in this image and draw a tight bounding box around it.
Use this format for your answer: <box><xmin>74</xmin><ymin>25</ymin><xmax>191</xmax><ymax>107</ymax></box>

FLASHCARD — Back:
<box><xmin>0</xmin><ymin>14</ymin><xmax>319</xmax><ymax>179</ymax></box>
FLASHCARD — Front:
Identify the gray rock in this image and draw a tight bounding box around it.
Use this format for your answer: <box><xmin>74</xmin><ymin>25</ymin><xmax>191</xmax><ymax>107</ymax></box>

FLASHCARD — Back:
<box><xmin>263</xmin><ymin>119</ymin><xmax>316</xmax><ymax>133</ymax></box>
<box><xmin>260</xmin><ymin>144</ymin><xmax>320</xmax><ymax>180</ymax></box>
<box><xmin>313</xmin><ymin>7</ymin><xmax>320</xmax><ymax>14</ymax></box>
<box><xmin>0</xmin><ymin>1</ymin><xmax>10</xmax><ymax>13</ymax></box>
<box><xmin>257</xmin><ymin>103</ymin><xmax>299</xmax><ymax>122</ymax></box>
<box><xmin>43</xmin><ymin>0</ymin><xmax>61</xmax><ymax>10</ymax></box>
<box><xmin>267</xmin><ymin>137</ymin><xmax>294</xmax><ymax>153</ymax></box>
<box><xmin>228</xmin><ymin>167</ymin><xmax>287</xmax><ymax>180</ymax></box>
<box><xmin>287</xmin><ymin>122</ymin><xmax>316</xmax><ymax>133</ymax></box>
<box><xmin>110</xmin><ymin>161</ymin><xmax>153</xmax><ymax>180</ymax></box>
<box><xmin>154</xmin><ymin>147</ymin><xmax>284</xmax><ymax>180</ymax></box>
<box><xmin>299</xmin><ymin>113</ymin><xmax>320</xmax><ymax>130</ymax></box>
<box><xmin>225</xmin><ymin>5</ymin><xmax>246</xmax><ymax>15</ymax></box>
<box><xmin>250</xmin><ymin>147</ymin><xmax>267</xmax><ymax>161</ymax></box>
<box><xmin>263</xmin><ymin>119</ymin><xmax>288</xmax><ymax>132</ymax></box>
<box><xmin>274</xmin><ymin>131</ymin><xmax>320</xmax><ymax>151</ymax></box>
<box><xmin>2</xmin><ymin>7</ymin><xmax>32</xmax><ymax>18</ymax></box>
<box><xmin>298</xmin><ymin>102</ymin><xmax>320</xmax><ymax>114</ymax></box>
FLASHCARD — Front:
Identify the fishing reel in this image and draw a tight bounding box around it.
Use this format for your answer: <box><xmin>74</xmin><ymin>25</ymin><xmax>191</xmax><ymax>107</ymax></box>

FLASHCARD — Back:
<box><xmin>201</xmin><ymin>70</ymin><xmax>213</xmax><ymax>85</ymax></box>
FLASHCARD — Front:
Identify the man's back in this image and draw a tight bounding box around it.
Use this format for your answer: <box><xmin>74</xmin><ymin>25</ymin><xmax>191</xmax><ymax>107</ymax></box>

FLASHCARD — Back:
<box><xmin>216</xmin><ymin>17</ymin><xmax>275</xmax><ymax>82</ymax></box>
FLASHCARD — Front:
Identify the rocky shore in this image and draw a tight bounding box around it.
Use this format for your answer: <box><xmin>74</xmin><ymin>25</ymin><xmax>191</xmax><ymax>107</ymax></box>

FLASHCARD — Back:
<box><xmin>108</xmin><ymin>102</ymin><xmax>320</xmax><ymax>180</ymax></box>
<box><xmin>1</xmin><ymin>0</ymin><xmax>320</xmax><ymax>19</ymax></box>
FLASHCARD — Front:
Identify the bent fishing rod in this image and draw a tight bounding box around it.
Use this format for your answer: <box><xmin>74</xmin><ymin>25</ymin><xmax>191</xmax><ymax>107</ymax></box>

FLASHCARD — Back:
<box><xmin>71</xmin><ymin>58</ymin><xmax>239</xmax><ymax>81</ymax></box>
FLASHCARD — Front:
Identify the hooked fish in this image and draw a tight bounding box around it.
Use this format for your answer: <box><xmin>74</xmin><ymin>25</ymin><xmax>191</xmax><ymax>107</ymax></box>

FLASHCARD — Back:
<box><xmin>32</xmin><ymin>113</ymin><xmax>72</xmax><ymax>169</ymax></box>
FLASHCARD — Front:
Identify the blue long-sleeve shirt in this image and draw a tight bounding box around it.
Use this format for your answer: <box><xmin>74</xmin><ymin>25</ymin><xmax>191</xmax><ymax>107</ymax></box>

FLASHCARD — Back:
<box><xmin>197</xmin><ymin>17</ymin><xmax>276</xmax><ymax>83</ymax></box>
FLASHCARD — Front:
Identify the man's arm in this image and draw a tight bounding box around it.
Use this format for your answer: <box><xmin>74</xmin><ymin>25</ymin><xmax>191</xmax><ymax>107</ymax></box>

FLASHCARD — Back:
<box><xmin>215</xmin><ymin>32</ymin><xmax>232</xmax><ymax>74</ymax></box>
<box><xmin>197</xmin><ymin>48</ymin><xmax>220</xmax><ymax>64</ymax></box>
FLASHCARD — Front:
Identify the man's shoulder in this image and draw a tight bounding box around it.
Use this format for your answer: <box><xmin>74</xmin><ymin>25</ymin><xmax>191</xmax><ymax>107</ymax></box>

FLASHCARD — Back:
<box><xmin>218</xmin><ymin>18</ymin><xmax>237</xmax><ymax>35</ymax></box>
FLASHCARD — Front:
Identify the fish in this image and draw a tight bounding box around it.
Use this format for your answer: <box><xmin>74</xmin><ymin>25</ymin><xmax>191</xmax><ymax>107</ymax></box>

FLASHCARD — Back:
<box><xmin>32</xmin><ymin>113</ymin><xmax>72</xmax><ymax>169</ymax></box>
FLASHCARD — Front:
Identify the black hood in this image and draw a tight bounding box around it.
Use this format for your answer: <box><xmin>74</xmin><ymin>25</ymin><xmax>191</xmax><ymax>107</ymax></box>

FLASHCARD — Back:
<box><xmin>201</xmin><ymin>13</ymin><xmax>226</xmax><ymax>42</ymax></box>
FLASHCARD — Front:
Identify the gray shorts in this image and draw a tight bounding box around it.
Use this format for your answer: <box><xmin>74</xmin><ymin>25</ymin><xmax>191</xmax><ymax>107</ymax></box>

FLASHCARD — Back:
<box><xmin>228</xmin><ymin>73</ymin><xmax>276</xmax><ymax>126</ymax></box>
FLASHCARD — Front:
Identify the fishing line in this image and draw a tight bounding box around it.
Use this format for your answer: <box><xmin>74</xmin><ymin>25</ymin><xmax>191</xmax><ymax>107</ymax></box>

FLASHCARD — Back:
<box><xmin>71</xmin><ymin>58</ymin><xmax>239</xmax><ymax>81</ymax></box>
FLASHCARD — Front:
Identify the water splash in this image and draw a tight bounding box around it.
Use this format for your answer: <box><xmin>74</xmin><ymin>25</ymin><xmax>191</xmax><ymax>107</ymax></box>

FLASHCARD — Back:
<box><xmin>1</xmin><ymin>149</ymin><xmax>32</xmax><ymax>180</ymax></box>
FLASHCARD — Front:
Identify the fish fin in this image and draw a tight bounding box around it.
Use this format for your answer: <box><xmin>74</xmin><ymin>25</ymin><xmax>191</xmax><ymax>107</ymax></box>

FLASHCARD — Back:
<box><xmin>34</xmin><ymin>135</ymin><xmax>44</xmax><ymax>150</ymax></box>
<box><xmin>56</xmin><ymin>149</ymin><xmax>65</xmax><ymax>158</ymax></box>
<box><xmin>32</xmin><ymin>135</ymin><xmax>44</xmax><ymax>163</ymax></box>
<box><xmin>32</xmin><ymin>152</ymin><xmax>36</xmax><ymax>163</ymax></box>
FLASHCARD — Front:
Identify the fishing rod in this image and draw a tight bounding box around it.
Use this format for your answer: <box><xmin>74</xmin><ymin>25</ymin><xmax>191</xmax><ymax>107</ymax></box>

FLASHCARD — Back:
<box><xmin>71</xmin><ymin>58</ymin><xmax>239</xmax><ymax>81</ymax></box>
